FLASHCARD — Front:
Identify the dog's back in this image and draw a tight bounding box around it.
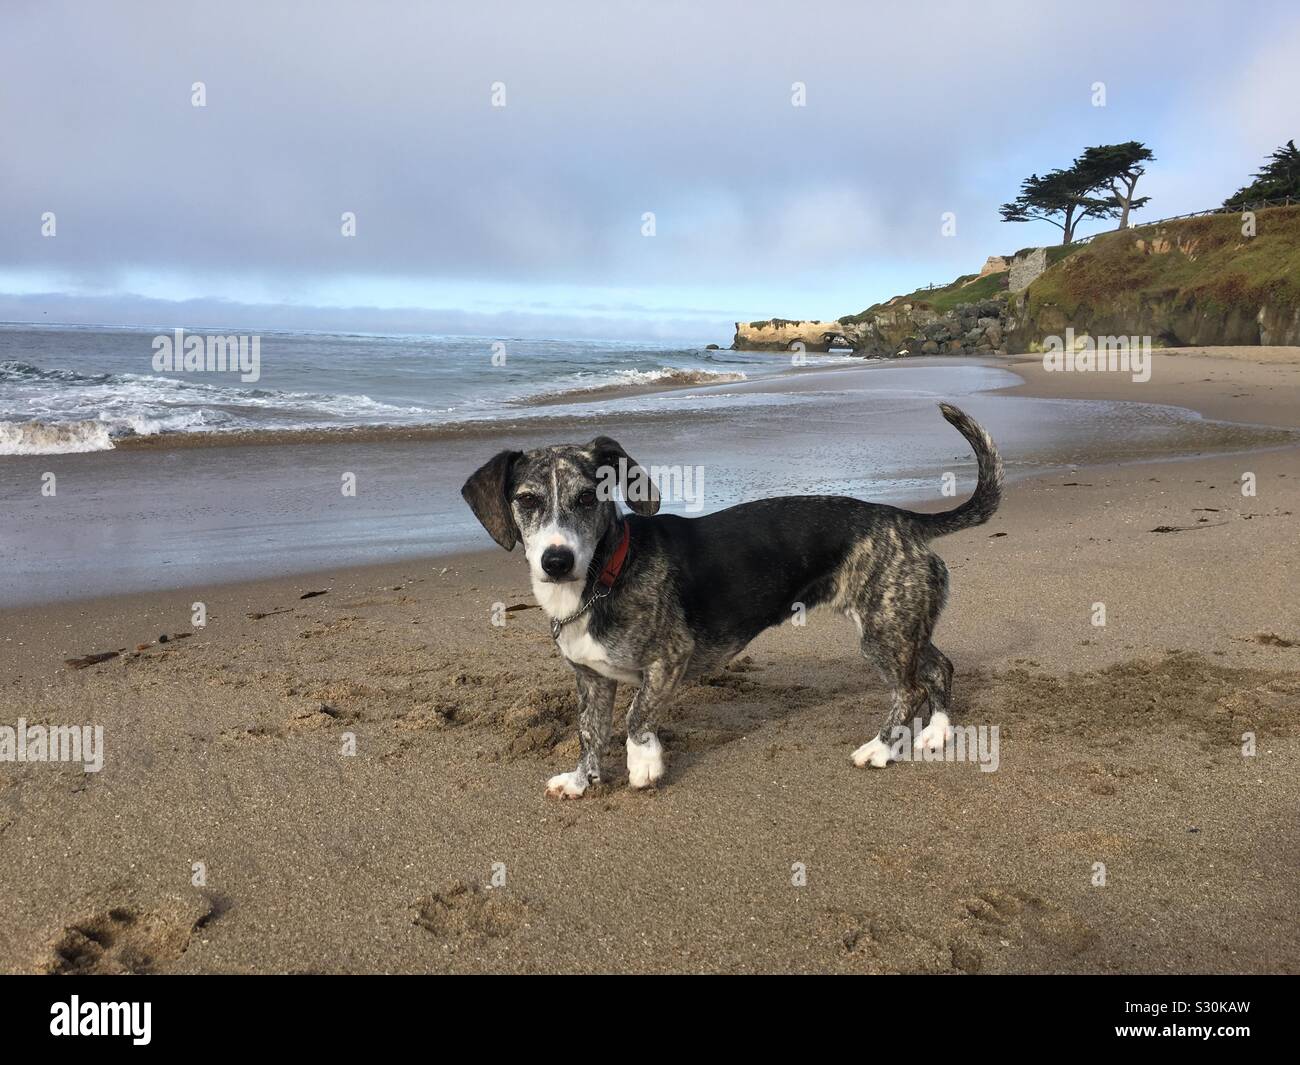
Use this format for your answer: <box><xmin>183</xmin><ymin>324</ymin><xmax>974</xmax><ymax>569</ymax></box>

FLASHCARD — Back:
<box><xmin>627</xmin><ymin>401</ymin><xmax>1004</xmax><ymax>649</ymax></box>
<box><xmin>635</xmin><ymin>495</ymin><xmax>902</xmax><ymax>645</ymax></box>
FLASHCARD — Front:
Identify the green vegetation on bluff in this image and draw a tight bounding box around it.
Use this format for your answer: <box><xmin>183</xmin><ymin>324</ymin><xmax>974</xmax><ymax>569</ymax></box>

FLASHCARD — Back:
<box><xmin>839</xmin><ymin>270</ymin><xmax>1011</xmax><ymax>325</ymax></box>
<box><xmin>1021</xmin><ymin>205</ymin><xmax>1300</xmax><ymax>321</ymax></box>
<box><xmin>745</xmin><ymin>317</ymin><xmax>819</xmax><ymax>329</ymax></box>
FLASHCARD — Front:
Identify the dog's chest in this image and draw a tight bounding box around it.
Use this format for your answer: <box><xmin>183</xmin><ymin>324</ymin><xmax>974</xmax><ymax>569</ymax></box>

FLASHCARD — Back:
<box><xmin>554</xmin><ymin>617</ymin><xmax>641</xmax><ymax>685</ymax></box>
<box><xmin>533</xmin><ymin>577</ymin><xmax>641</xmax><ymax>685</ymax></box>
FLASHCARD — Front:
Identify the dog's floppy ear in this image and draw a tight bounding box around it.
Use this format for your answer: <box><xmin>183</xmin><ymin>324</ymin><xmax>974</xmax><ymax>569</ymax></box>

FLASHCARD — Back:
<box><xmin>461</xmin><ymin>450</ymin><xmax>523</xmax><ymax>550</ymax></box>
<box><xmin>589</xmin><ymin>436</ymin><xmax>660</xmax><ymax>516</ymax></box>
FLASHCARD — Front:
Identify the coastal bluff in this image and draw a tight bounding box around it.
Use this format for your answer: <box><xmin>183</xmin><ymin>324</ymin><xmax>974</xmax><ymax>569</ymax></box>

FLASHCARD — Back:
<box><xmin>733</xmin><ymin>205</ymin><xmax>1300</xmax><ymax>356</ymax></box>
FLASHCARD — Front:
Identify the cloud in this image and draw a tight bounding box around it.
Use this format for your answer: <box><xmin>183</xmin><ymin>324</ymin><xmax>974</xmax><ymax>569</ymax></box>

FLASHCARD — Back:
<box><xmin>1</xmin><ymin>0</ymin><xmax>1294</xmax><ymax>336</ymax></box>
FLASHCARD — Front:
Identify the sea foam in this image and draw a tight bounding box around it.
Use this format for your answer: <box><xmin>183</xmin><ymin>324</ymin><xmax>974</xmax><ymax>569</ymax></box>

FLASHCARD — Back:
<box><xmin>0</xmin><ymin>419</ymin><xmax>117</xmax><ymax>455</ymax></box>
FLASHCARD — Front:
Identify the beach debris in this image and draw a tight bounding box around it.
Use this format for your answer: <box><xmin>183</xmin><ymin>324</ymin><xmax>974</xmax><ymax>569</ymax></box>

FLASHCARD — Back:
<box><xmin>299</xmin><ymin>589</ymin><xmax>329</xmax><ymax>599</ymax></box>
<box><xmin>247</xmin><ymin>608</ymin><xmax>292</xmax><ymax>620</ymax></box>
<box><xmin>64</xmin><ymin>650</ymin><xmax>125</xmax><ymax>669</ymax></box>
<box><xmin>1253</xmin><ymin>632</ymin><xmax>1298</xmax><ymax>648</ymax></box>
<box><xmin>108</xmin><ymin>632</ymin><xmax>196</xmax><ymax>659</ymax></box>
<box><xmin>1149</xmin><ymin>521</ymin><xmax>1229</xmax><ymax>533</ymax></box>
<box><xmin>505</xmin><ymin>602</ymin><xmax>538</xmax><ymax>612</ymax></box>
<box><xmin>989</xmin><ymin>531</ymin><xmax>1008</xmax><ymax>538</ymax></box>
<box><xmin>318</xmin><ymin>702</ymin><xmax>342</xmax><ymax>718</ymax></box>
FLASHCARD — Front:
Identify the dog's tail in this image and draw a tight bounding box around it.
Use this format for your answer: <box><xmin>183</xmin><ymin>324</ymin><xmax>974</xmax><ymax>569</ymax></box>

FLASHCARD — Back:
<box><xmin>910</xmin><ymin>403</ymin><xmax>1003</xmax><ymax>538</ymax></box>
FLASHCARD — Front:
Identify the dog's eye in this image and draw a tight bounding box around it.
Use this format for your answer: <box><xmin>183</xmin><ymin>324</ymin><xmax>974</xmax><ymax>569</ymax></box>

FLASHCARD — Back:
<box><xmin>577</xmin><ymin>488</ymin><xmax>598</xmax><ymax>507</ymax></box>
<box><xmin>515</xmin><ymin>493</ymin><xmax>541</xmax><ymax>510</ymax></box>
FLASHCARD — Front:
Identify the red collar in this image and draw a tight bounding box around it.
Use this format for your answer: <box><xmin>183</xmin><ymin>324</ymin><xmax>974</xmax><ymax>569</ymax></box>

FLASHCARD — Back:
<box><xmin>597</xmin><ymin>521</ymin><xmax>631</xmax><ymax>590</ymax></box>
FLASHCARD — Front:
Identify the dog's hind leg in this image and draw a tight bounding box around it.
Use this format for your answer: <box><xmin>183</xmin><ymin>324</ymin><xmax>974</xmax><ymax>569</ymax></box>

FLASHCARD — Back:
<box><xmin>624</xmin><ymin>654</ymin><xmax>690</xmax><ymax>789</ymax></box>
<box><xmin>910</xmin><ymin>557</ymin><xmax>953</xmax><ymax>753</ymax></box>
<box><xmin>849</xmin><ymin>611</ymin><xmax>932</xmax><ymax>769</ymax></box>
<box><xmin>546</xmin><ymin>669</ymin><xmax>616</xmax><ymax>799</ymax></box>
<box><xmin>850</xmin><ymin>548</ymin><xmax>951</xmax><ymax>768</ymax></box>
<box><xmin>912</xmin><ymin>643</ymin><xmax>955</xmax><ymax>754</ymax></box>
<box><xmin>851</xmin><ymin>675</ymin><xmax>928</xmax><ymax>767</ymax></box>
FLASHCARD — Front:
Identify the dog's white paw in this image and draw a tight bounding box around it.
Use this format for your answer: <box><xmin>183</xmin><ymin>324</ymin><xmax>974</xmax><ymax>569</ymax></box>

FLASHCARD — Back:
<box><xmin>851</xmin><ymin>736</ymin><xmax>893</xmax><ymax>768</ymax></box>
<box><xmin>626</xmin><ymin>733</ymin><xmax>665</xmax><ymax>789</ymax></box>
<box><xmin>545</xmin><ymin>771</ymin><xmax>588</xmax><ymax>800</ymax></box>
<box><xmin>914</xmin><ymin>711</ymin><xmax>953</xmax><ymax>753</ymax></box>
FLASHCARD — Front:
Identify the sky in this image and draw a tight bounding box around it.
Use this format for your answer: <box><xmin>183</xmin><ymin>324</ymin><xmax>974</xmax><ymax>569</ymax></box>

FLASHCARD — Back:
<box><xmin>2</xmin><ymin>0</ymin><xmax>1297</xmax><ymax>343</ymax></box>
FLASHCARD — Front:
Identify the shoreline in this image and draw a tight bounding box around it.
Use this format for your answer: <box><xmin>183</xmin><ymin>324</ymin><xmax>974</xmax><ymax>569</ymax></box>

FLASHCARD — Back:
<box><xmin>6</xmin><ymin>433</ymin><xmax>1298</xmax><ymax>626</ymax></box>
<box><xmin>4</xmin><ymin>347</ymin><xmax>1300</xmax><ymax>612</ymax></box>
<box><xmin>11</xmin><ymin>344</ymin><xmax>1299</xmax><ymax>456</ymax></box>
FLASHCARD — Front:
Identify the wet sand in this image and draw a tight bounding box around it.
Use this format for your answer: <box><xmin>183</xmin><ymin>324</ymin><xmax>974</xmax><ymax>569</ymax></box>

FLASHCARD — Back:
<box><xmin>1</xmin><ymin>347</ymin><xmax>1298</xmax><ymax>973</ymax></box>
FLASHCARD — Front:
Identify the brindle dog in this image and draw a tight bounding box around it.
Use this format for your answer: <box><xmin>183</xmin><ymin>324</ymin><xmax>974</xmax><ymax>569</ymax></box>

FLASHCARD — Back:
<box><xmin>462</xmin><ymin>403</ymin><xmax>1003</xmax><ymax>798</ymax></box>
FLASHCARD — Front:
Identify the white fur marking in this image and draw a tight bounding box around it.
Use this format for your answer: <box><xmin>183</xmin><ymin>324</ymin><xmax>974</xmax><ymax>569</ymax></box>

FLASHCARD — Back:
<box><xmin>545</xmin><ymin>770</ymin><xmax>588</xmax><ymax>799</ymax></box>
<box><xmin>851</xmin><ymin>736</ymin><xmax>893</xmax><ymax>768</ymax></box>
<box><xmin>914</xmin><ymin>711</ymin><xmax>953</xmax><ymax>752</ymax></box>
<box><xmin>548</xmin><ymin>609</ymin><xmax>641</xmax><ymax>684</ymax></box>
<box><xmin>524</xmin><ymin>520</ymin><xmax>591</xmax><ymax>586</ymax></box>
<box><xmin>525</xmin><ymin>521</ymin><xmax>570</xmax><ymax>571</ymax></box>
<box><xmin>531</xmin><ymin>572</ymin><xmax>583</xmax><ymax>619</ymax></box>
<box><xmin>626</xmin><ymin>733</ymin><xmax>665</xmax><ymax>789</ymax></box>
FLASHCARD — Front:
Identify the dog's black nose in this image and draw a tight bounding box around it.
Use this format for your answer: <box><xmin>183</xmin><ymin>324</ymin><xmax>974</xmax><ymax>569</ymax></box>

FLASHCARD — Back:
<box><xmin>540</xmin><ymin>546</ymin><xmax>575</xmax><ymax>578</ymax></box>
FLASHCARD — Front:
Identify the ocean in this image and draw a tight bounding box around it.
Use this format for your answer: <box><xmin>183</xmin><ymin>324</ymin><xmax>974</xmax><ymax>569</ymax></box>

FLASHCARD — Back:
<box><xmin>0</xmin><ymin>324</ymin><xmax>834</xmax><ymax>455</ymax></box>
<box><xmin>3</xmin><ymin>323</ymin><xmax>1294</xmax><ymax>606</ymax></box>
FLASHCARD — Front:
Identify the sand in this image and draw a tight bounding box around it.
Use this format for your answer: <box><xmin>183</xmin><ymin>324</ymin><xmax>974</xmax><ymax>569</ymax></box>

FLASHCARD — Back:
<box><xmin>2</xmin><ymin>347</ymin><xmax>1298</xmax><ymax>974</ymax></box>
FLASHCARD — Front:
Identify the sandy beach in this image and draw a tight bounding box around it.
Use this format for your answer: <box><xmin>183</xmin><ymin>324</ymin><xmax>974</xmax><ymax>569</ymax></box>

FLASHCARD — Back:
<box><xmin>2</xmin><ymin>349</ymin><xmax>1299</xmax><ymax>974</ymax></box>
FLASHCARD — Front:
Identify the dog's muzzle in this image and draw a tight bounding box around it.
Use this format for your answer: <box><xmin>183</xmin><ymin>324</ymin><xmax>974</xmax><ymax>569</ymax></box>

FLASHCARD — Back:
<box><xmin>540</xmin><ymin>546</ymin><xmax>576</xmax><ymax>579</ymax></box>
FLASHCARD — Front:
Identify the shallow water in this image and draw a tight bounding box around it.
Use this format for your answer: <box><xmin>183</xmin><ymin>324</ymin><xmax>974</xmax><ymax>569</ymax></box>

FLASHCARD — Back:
<box><xmin>1</xmin><ymin>357</ymin><xmax>1294</xmax><ymax>607</ymax></box>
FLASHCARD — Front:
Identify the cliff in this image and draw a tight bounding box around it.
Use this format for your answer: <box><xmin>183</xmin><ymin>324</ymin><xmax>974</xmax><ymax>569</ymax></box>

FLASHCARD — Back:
<box><xmin>741</xmin><ymin>204</ymin><xmax>1300</xmax><ymax>356</ymax></box>
<box><xmin>1010</xmin><ymin>205</ymin><xmax>1300</xmax><ymax>348</ymax></box>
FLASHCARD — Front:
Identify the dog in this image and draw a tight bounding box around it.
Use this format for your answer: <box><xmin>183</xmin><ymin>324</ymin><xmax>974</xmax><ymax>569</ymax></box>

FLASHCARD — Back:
<box><xmin>461</xmin><ymin>402</ymin><xmax>1002</xmax><ymax>798</ymax></box>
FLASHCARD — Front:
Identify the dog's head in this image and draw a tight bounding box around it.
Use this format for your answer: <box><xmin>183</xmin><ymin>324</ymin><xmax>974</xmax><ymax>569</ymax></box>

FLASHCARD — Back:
<box><xmin>461</xmin><ymin>438</ymin><xmax>659</xmax><ymax>583</ymax></box>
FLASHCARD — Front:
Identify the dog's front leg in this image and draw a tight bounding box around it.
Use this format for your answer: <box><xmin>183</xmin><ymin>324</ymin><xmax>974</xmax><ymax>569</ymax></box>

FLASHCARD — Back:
<box><xmin>545</xmin><ymin>668</ymin><xmax>616</xmax><ymax>799</ymax></box>
<box><xmin>624</xmin><ymin>656</ymin><xmax>689</xmax><ymax>790</ymax></box>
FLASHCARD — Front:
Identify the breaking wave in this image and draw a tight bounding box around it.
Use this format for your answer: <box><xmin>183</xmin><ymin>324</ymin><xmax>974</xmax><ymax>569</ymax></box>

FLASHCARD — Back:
<box><xmin>515</xmin><ymin>366</ymin><xmax>747</xmax><ymax>406</ymax></box>
<box><xmin>0</xmin><ymin>419</ymin><xmax>117</xmax><ymax>454</ymax></box>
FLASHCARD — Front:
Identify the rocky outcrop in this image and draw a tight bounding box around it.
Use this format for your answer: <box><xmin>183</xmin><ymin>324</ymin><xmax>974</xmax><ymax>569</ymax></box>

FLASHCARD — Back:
<box><xmin>1008</xmin><ymin>248</ymin><xmax>1047</xmax><ymax>292</ymax></box>
<box><xmin>973</xmin><ymin>255</ymin><xmax>1009</xmax><ymax>280</ymax></box>
<box><xmin>732</xmin><ymin>319</ymin><xmax>848</xmax><ymax>352</ymax></box>
<box><xmin>1009</xmin><ymin>293</ymin><xmax>1300</xmax><ymax>349</ymax></box>
<box><xmin>840</xmin><ymin>298</ymin><xmax>1011</xmax><ymax>358</ymax></box>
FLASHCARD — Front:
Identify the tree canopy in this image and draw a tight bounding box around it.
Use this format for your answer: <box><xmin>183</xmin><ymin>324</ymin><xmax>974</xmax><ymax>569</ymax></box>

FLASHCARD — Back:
<box><xmin>1223</xmin><ymin>140</ymin><xmax>1300</xmax><ymax>208</ymax></box>
<box><xmin>1077</xmin><ymin>141</ymin><xmax>1155</xmax><ymax>231</ymax></box>
<box><xmin>999</xmin><ymin>164</ymin><xmax>1117</xmax><ymax>245</ymax></box>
